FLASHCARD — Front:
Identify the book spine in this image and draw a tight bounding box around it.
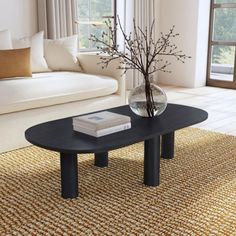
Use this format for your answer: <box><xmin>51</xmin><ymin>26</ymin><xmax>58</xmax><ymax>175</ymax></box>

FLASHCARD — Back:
<box><xmin>73</xmin><ymin>122</ymin><xmax>131</xmax><ymax>137</ymax></box>
<box><xmin>72</xmin><ymin>118</ymin><xmax>131</xmax><ymax>131</ymax></box>
<box><xmin>73</xmin><ymin>126</ymin><xmax>97</xmax><ymax>137</ymax></box>
<box><xmin>72</xmin><ymin>120</ymin><xmax>96</xmax><ymax>130</ymax></box>
<box><xmin>96</xmin><ymin>123</ymin><xmax>131</xmax><ymax>137</ymax></box>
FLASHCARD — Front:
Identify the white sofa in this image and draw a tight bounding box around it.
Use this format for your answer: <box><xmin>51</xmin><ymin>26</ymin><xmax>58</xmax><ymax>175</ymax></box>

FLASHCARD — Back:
<box><xmin>0</xmin><ymin>53</ymin><xmax>126</xmax><ymax>153</ymax></box>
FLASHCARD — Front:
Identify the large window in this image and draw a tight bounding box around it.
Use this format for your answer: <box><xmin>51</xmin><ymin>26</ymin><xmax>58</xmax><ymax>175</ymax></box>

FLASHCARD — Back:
<box><xmin>207</xmin><ymin>0</ymin><xmax>236</xmax><ymax>88</ymax></box>
<box><xmin>77</xmin><ymin>0</ymin><xmax>116</xmax><ymax>51</ymax></box>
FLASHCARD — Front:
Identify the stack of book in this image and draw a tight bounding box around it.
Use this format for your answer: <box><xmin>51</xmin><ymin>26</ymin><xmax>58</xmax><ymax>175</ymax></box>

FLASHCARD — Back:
<box><xmin>73</xmin><ymin>111</ymin><xmax>131</xmax><ymax>137</ymax></box>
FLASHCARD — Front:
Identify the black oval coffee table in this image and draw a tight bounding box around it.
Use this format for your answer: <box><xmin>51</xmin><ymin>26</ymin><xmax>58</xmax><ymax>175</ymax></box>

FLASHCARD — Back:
<box><xmin>25</xmin><ymin>104</ymin><xmax>208</xmax><ymax>199</ymax></box>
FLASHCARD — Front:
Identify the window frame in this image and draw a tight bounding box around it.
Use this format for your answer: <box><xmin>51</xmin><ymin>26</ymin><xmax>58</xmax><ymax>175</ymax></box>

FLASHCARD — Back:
<box><xmin>77</xmin><ymin>0</ymin><xmax>117</xmax><ymax>52</ymax></box>
<box><xmin>207</xmin><ymin>0</ymin><xmax>236</xmax><ymax>89</ymax></box>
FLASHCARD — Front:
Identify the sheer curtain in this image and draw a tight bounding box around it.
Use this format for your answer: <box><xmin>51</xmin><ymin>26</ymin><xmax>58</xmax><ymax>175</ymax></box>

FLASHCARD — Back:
<box><xmin>37</xmin><ymin>0</ymin><xmax>78</xmax><ymax>39</ymax></box>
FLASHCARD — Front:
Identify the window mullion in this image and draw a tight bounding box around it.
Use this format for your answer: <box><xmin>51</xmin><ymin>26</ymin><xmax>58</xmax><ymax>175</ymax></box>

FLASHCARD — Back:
<box><xmin>213</xmin><ymin>3</ymin><xmax>236</xmax><ymax>8</ymax></box>
<box><xmin>234</xmin><ymin>47</ymin><xmax>236</xmax><ymax>82</ymax></box>
<box><xmin>211</xmin><ymin>41</ymin><xmax>236</xmax><ymax>46</ymax></box>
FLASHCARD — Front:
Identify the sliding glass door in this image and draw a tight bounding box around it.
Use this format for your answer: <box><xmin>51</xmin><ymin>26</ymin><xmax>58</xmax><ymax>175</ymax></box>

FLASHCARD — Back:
<box><xmin>207</xmin><ymin>0</ymin><xmax>236</xmax><ymax>88</ymax></box>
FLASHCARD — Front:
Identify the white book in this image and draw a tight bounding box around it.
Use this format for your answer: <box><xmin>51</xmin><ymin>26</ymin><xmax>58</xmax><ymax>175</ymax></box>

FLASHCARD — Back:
<box><xmin>73</xmin><ymin>122</ymin><xmax>131</xmax><ymax>137</ymax></box>
<box><xmin>73</xmin><ymin>111</ymin><xmax>131</xmax><ymax>130</ymax></box>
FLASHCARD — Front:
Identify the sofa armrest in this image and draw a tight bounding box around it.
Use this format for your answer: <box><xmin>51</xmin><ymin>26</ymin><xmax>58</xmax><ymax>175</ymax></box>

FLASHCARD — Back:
<box><xmin>78</xmin><ymin>53</ymin><xmax>126</xmax><ymax>96</ymax></box>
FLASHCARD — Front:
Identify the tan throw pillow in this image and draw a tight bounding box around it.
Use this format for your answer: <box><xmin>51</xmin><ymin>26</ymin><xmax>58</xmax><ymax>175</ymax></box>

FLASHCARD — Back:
<box><xmin>0</xmin><ymin>48</ymin><xmax>32</xmax><ymax>79</ymax></box>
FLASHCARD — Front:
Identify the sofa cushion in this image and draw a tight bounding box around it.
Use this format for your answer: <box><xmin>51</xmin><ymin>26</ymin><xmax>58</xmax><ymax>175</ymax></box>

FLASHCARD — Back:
<box><xmin>44</xmin><ymin>35</ymin><xmax>83</xmax><ymax>72</ymax></box>
<box><xmin>0</xmin><ymin>72</ymin><xmax>118</xmax><ymax>115</ymax></box>
<box><xmin>13</xmin><ymin>31</ymin><xmax>51</xmax><ymax>73</ymax></box>
<box><xmin>0</xmin><ymin>30</ymin><xmax>13</xmax><ymax>49</ymax></box>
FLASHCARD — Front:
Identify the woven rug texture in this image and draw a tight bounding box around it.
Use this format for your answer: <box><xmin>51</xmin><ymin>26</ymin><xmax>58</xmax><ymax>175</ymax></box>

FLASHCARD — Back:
<box><xmin>0</xmin><ymin>128</ymin><xmax>235</xmax><ymax>235</ymax></box>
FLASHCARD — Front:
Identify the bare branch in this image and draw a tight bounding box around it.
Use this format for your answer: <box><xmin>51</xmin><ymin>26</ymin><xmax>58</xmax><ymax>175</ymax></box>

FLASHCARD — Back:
<box><xmin>89</xmin><ymin>15</ymin><xmax>191</xmax><ymax>78</ymax></box>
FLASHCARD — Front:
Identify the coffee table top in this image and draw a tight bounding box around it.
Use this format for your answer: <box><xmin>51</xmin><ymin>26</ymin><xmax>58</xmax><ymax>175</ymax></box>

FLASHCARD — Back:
<box><xmin>25</xmin><ymin>104</ymin><xmax>208</xmax><ymax>154</ymax></box>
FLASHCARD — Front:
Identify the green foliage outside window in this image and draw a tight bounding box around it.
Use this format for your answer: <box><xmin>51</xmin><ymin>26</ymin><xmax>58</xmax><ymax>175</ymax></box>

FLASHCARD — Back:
<box><xmin>215</xmin><ymin>0</ymin><xmax>236</xmax><ymax>3</ymax></box>
<box><xmin>212</xmin><ymin>3</ymin><xmax>236</xmax><ymax>65</ymax></box>
<box><xmin>77</xmin><ymin>0</ymin><xmax>114</xmax><ymax>50</ymax></box>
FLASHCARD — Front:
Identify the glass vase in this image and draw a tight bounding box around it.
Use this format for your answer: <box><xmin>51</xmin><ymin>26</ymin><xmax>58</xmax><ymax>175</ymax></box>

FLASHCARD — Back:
<box><xmin>128</xmin><ymin>82</ymin><xmax>167</xmax><ymax>118</ymax></box>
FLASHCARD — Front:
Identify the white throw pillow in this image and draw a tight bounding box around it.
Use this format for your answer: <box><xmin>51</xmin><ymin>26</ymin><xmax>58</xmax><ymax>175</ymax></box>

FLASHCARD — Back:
<box><xmin>0</xmin><ymin>30</ymin><xmax>13</xmax><ymax>49</ymax></box>
<box><xmin>13</xmin><ymin>31</ymin><xmax>50</xmax><ymax>73</ymax></box>
<box><xmin>44</xmin><ymin>35</ymin><xmax>83</xmax><ymax>72</ymax></box>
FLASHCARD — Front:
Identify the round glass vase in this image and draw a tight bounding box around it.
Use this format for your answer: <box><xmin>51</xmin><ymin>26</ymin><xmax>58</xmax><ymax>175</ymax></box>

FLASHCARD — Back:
<box><xmin>128</xmin><ymin>82</ymin><xmax>167</xmax><ymax>118</ymax></box>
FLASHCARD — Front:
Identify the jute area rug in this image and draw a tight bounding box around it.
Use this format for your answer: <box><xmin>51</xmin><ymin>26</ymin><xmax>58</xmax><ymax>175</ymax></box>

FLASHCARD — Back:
<box><xmin>0</xmin><ymin>128</ymin><xmax>235</xmax><ymax>235</ymax></box>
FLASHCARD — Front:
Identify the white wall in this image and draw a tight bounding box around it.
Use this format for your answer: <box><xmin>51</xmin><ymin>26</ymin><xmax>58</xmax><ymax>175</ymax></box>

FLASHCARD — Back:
<box><xmin>0</xmin><ymin>0</ymin><xmax>38</xmax><ymax>38</ymax></box>
<box><xmin>158</xmin><ymin>0</ymin><xmax>210</xmax><ymax>87</ymax></box>
<box><xmin>195</xmin><ymin>0</ymin><xmax>211</xmax><ymax>87</ymax></box>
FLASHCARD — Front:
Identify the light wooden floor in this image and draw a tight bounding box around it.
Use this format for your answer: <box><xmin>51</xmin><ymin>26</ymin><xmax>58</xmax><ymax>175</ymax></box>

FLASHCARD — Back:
<box><xmin>161</xmin><ymin>85</ymin><xmax>236</xmax><ymax>136</ymax></box>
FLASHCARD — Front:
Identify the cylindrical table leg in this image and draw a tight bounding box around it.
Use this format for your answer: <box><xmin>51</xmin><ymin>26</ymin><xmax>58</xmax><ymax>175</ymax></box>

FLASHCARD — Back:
<box><xmin>161</xmin><ymin>132</ymin><xmax>175</xmax><ymax>159</ymax></box>
<box><xmin>60</xmin><ymin>153</ymin><xmax>78</xmax><ymax>199</ymax></box>
<box><xmin>144</xmin><ymin>136</ymin><xmax>161</xmax><ymax>186</ymax></box>
<box><xmin>95</xmin><ymin>152</ymin><xmax>108</xmax><ymax>167</ymax></box>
